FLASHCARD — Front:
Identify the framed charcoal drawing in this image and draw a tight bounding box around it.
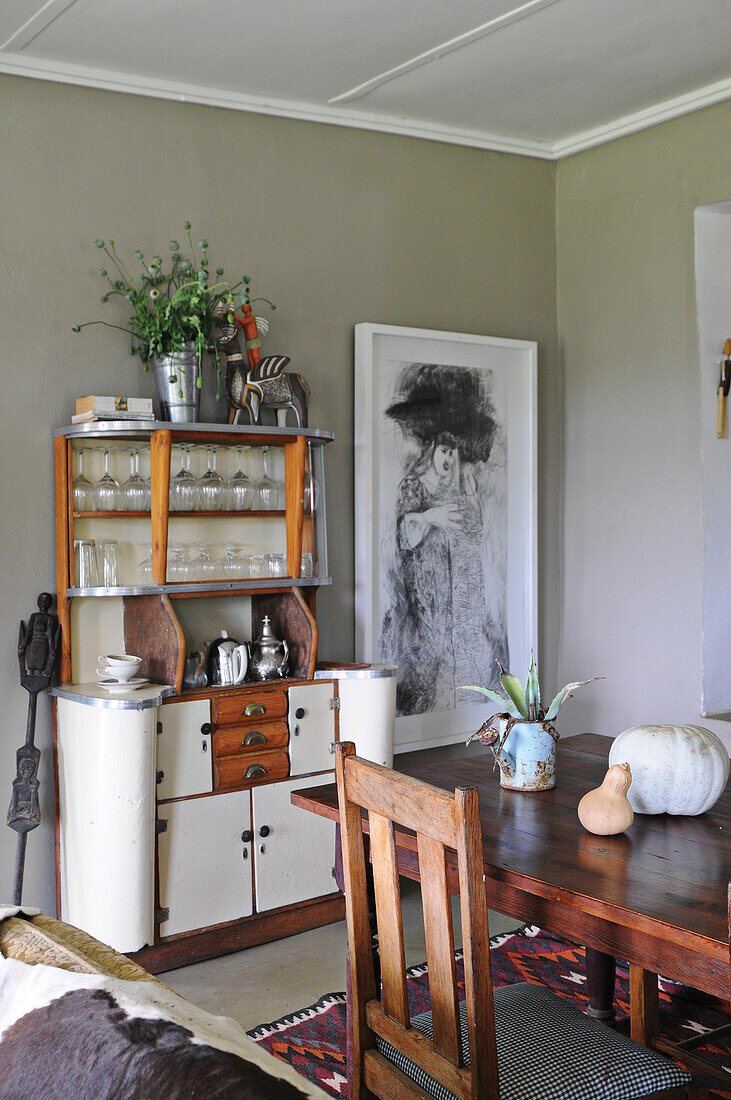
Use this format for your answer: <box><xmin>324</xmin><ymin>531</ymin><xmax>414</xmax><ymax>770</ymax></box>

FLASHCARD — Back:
<box><xmin>354</xmin><ymin>323</ymin><xmax>537</xmax><ymax>753</ymax></box>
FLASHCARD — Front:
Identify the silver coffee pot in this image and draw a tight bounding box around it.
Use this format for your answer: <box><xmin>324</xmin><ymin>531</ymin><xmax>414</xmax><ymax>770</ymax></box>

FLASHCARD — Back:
<box><xmin>248</xmin><ymin>617</ymin><xmax>289</xmax><ymax>681</ymax></box>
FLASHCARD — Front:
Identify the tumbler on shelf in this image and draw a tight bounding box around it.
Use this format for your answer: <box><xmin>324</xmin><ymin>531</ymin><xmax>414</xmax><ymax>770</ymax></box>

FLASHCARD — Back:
<box><xmin>98</xmin><ymin>539</ymin><xmax>120</xmax><ymax>587</ymax></box>
<box><xmin>74</xmin><ymin>539</ymin><xmax>99</xmax><ymax>588</ymax></box>
<box><xmin>267</xmin><ymin>553</ymin><xmax>287</xmax><ymax>578</ymax></box>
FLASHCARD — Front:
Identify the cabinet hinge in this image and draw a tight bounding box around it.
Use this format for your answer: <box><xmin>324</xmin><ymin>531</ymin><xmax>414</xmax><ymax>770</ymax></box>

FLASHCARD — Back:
<box><xmin>156</xmin><ymin>721</ymin><xmax>163</xmax><ymax>735</ymax></box>
<box><xmin>154</xmin><ymin>907</ymin><xmax>169</xmax><ymax>924</ymax></box>
<box><xmin>156</xmin><ymin>818</ymin><xmax>168</xmax><ymax>834</ymax></box>
<box><xmin>329</xmin><ymin>697</ymin><xmax>340</xmax><ymax>710</ymax></box>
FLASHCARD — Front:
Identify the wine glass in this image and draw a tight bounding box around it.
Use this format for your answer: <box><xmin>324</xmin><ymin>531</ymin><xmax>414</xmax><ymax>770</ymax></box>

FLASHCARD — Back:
<box><xmin>137</xmin><ymin>546</ymin><xmax>153</xmax><ymax>583</ymax></box>
<box><xmin>93</xmin><ymin>449</ymin><xmax>121</xmax><ymax>511</ymax></box>
<box><xmin>190</xmin><ymin>544</ymin><xmax>217</xmax><ymax>582</ymax></box>
<box><xmin>170</xmin><ymin>445</ymin><xmax>197</xmax><ymax>512</ymax></box>
<box><xmin>221</xmin><ymin>543</ymin><xmax>247</xmax><ymax>579</ymax></box>
<box><xmin>72</xmin><ymin>448</ymin><xmax>94</xmax><ymax>512</ymax></box>
<box><xmin>123</xmin><ymin>450</ymin><xmax>148</xmax><ymax>511</ymax></box>
<box><xmin>198</xmin><ymin>446</ymin><xmax>226</xmax><ymax>511</ymax></box>
<box><xmin>304</xmin><ymin>442</ymin><xmax>319</xmax><ymax>513</ymax></box>
<box><xmin>167</xmin><ymin>543</ymin><xmax>188</xmax><ymax>583</ymax></box>
<box><xmin>255</xmin><ymin>446</ymin><xmax>279</xmax><ymax>510</ymax></box>
<box><xmin>227</xmin><ymin>446</ymin><xmax>252</xmax><ymax>511</ymax></box>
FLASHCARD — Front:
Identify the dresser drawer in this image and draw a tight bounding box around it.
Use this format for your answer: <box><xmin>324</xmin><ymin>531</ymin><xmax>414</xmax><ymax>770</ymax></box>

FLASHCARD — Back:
<box><xmin>212</xmin><ymin>689</ymin><xmax>288</xmax><ymax>727</ymax></box>
<box><xmin>213</xmin><ymin>720</ymin><xmax>289</xmax><ymax>759</ymax></box>
<box><xmin>214</xmin><ymin>748</ymin><xmax>290</xmax><ymax>792</ymax></box>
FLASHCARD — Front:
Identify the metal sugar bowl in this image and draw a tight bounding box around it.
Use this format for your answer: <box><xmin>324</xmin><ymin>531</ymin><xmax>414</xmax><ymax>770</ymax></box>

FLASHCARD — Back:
<box><xmin>248</xmin><ymin>616</ymin><xmax>289</xmax><ymax>681</ymax></box>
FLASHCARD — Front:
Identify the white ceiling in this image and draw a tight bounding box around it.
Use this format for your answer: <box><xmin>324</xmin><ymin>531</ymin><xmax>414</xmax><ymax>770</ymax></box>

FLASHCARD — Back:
<box><xmin>2</xmin><ymin>0</ymin><xmax>730</xmax><ymax>158</ymax></box>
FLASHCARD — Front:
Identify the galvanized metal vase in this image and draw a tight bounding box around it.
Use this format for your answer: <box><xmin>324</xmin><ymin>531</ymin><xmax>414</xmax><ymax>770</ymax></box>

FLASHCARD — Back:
<box><xmin>153</xmin><ymin>342</ymin><xmax>201</xmax><ymax>422</ymax></box>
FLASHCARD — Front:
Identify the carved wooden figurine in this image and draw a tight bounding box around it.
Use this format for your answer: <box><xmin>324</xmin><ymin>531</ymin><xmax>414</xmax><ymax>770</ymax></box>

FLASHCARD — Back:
<box><xmin>220</xmin><ymin>305</ymin><xmax>310</xmax><ymax>428</ymax></box>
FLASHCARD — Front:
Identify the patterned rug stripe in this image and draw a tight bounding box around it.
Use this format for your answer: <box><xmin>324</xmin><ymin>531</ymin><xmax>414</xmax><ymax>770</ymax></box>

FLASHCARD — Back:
<box><xmin>248</xmin><ymin>925</ymin><xmax>730</xmax><ymax>1098</ymax></box>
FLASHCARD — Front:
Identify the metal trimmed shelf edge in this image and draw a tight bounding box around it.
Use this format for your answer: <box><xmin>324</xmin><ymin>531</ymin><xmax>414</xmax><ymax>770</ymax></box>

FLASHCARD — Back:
<box><xmin>55</xmin><ymin>421</ymin><xmax>334</xmax><ymax>444</ymax></box>
<box><xmin>65</xmin><ymin>577</ymin><xmax>332</xmax><ymax>597</ymax></box>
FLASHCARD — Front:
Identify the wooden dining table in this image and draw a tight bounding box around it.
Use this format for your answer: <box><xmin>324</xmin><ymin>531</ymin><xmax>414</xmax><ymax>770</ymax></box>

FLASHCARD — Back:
<box><xmin>292</xmin><ymin>732</ymin><xmax>730</xmax><ymax>1050</ymax></box>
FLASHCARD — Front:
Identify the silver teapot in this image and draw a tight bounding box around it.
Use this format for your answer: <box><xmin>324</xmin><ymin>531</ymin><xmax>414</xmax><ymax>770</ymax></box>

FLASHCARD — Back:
<box><xmin>248</xmin><ymin>617</ymin><xmax>289</xmax><ymax>681</ymax></box>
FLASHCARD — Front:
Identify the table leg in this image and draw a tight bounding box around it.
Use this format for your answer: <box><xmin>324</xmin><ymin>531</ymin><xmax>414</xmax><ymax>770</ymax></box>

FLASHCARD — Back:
<box><xmin>585</xmin><ymin>947</ymin><xmax>617</xmax><ymax>1020</ymax></box>
<box><xmin>629</xmin><ymin>964</ymin><xmax>660</xmax><ymax>1045</ymax></box>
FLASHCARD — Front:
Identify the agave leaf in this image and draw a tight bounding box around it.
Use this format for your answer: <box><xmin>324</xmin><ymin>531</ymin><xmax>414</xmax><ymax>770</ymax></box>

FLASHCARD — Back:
<box><xmin>461</xmin><ymin>685</ymin><xmax>523</xmax><ymax>721</ymax></box>
<box><xmin>525</xmin><ymin>651</ymin><xmax>540</xmax><ymax>719</ymax></box>
<box><xmin>499</xmin><ymin>672</ymin><xmax>529</xmax><ymax>719</ymax></box>
<box><xmin>544</xmin><ymin>677</ymin><xmax>602</xmax><ymax>721</ymax></box>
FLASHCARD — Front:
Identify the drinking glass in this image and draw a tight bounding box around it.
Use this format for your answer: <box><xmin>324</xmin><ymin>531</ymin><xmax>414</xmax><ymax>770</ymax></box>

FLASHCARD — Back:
<box><xmin>300</xmin><ymin>552</ymin><xmax>315</xmax><ymax>578</ymax></box>
<box><xmin>255</xmin><ymin>447</ymin><xmax>279</xmax><ymax>510</ymax></box>
<box><xmin>191</xmin><ymin>544</ymin><xmax>217</xmax><ymax>582</ymax></box>
<box><xmin>123</xmin><ymin>450</ymin><xmax>148</xmax><ymax>511</ymax></box>
<box><xmin>248</xmin><ymin>554</ymin><xmax>267</xmax><ymax>578</ymax></box>
<box><xmin>267</xmin><ymin>552</ymin><xmax>287</xmax><ymax>577</ymax></box>
<box><xmin>93</xmin><ymin>449</ymin><xmax>121</xmax><ymax>511</ymax></box>
<box><xmin>170</xmin><ymin>445</ymin><xmax>197</xmax><ymax>512</ymax></box>
<box><xmin>198</xmin><ymin>446</ymin><xmax>226</xmax><ymax>511</ymax></box>
<box><xmin>227</xmin><ymin>446</ymin><xmax>252</xmax><ymax>511</ymax></box>
<box><xmin>98</xmin><ymin>539</ymin><xmax>120</xmax><ymax>586</ymax></box>
<box><xmin>167</xmin><ymin>544</ymin><xmax>188</xmax><ymax>583</ymax></box>
<box><xmin>137</xmin><ymin>546</ymin><xmax>153</xmax><ymax>583</ymax></box>
<box><xmin>72</xmin><ymin>449</ymin><xmax>94</xmax><ymax>512</ymax></box>
<box><xmin>303</xmin><ymin>442</ymin><xmax>319</xmax><ymax>513</ymax></box>
<box><xmin>221</xmin><ymin>543</ymin><xmax>247</xmax><ymax>579</ymax></box>
<box><xmin>74</xmin><ymin>539</ymin><xmax>99</xmax><ymax>587</ymax></box>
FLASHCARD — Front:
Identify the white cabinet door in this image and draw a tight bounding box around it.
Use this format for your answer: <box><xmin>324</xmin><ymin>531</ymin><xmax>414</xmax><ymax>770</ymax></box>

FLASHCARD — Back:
<box><xmin>253</xmin><ymin>774</ymin><xmax>337</xmax><ymax>912</ymax></box>
<box><xmin>288</xmin><ymin>682</ymin><xmax>336</xmax><ymax>776</ymax></box>
<box><xmin>156</xmin><ymin>699</ymin><xmax>212</xmax><ymax>800</ymax></box>
<box><xmin>158</xmin><ymin>791</ymin><xmax>253</xmax><ymax>938</ymax></box>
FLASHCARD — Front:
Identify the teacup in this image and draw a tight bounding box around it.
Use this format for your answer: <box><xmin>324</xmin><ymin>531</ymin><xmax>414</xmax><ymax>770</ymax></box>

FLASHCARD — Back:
<box><xmin>97</xmin><ymin>653</ymin><xmax>142</xmax><ymax>682</ymax></box>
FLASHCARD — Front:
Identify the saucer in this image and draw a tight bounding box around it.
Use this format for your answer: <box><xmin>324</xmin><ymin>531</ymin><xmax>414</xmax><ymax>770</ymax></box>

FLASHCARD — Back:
<box><xmin>97</xmin><ymin>677</ymin><xmax>149</xmax><ymax>694</ymax></box>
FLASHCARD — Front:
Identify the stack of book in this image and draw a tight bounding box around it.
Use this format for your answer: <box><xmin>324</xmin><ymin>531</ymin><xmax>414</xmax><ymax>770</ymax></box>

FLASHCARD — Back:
<box><xmin>71</xmin><ymin>396</ymin><xmax>156</xmax><ymax>424</ymax></box>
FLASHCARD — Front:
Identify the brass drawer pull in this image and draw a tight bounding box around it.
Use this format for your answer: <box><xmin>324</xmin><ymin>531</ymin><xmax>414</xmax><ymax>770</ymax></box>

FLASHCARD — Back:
<box><xmin>243</xmin><ymin>730</ymin><xmax>267</xmax><ymax>746</ymax></box>
<box><xmin>244</xmin><ymin>764</ymin><xmax>268</xmax><ymax>779</ymax></box>
<box><xmin>244</xmin><ymin>703</ymin><xmax>266</xmax><ymax>717</ymax></box>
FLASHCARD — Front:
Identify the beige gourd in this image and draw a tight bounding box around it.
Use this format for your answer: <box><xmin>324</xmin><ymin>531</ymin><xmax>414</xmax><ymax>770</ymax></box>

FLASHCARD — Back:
<box><xmin>578</xmin><ymin>762</ymin><xmax>634</xmax><ymax>835</ymax></box>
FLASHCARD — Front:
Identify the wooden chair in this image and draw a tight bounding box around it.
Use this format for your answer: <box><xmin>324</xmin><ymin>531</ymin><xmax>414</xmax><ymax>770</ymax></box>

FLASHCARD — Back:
<box><xmin>335</xmin><ymin>741</ymin><xmax>707</xmax><ymax>1100</ymax></box>
<box><xmin>629</xmin><ymin>880</ymin><xmax>731</xmax><ymax>1096</ymax></box>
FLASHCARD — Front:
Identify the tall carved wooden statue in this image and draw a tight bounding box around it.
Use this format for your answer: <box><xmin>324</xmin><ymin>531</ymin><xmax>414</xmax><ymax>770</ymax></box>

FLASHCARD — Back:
<box><xmin>8</xmin><ymin>593</ymin><xmax>60</xmax><ymax>905</ymax></box>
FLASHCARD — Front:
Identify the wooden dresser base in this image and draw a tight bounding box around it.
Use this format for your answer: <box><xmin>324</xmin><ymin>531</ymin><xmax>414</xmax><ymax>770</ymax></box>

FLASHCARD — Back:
<box><xmin>129</xmin><ymin>891</ymin><xmax>345</xmax><ymax>973</ymax></box>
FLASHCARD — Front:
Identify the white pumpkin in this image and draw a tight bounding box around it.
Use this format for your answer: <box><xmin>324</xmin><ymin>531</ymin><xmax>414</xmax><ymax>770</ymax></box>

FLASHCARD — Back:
<box><xmin>608</xmin><ymin>725</ymin><xmax>729</xmax><ymax>815</ymax></box>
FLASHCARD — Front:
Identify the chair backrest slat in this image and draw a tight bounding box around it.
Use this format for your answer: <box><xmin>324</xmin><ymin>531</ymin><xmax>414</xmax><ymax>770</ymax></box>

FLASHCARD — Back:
<box><xmin>418</xmin><ymin>832</ymin><xmax>461</xmax><ymax>1064</ymax></box>
<box><xmin>336</xmin><ymin>742</ymin><xmax>500</xmax><ymax>1100</ymax></box>
<box><xmin>344</xmin><ymin>756</ymin><xmax>457</xmax><ymax>849</ymax></box>
<box><xmin>370</xmin><ymin>811</ymin><xmax>409</xmax><ymax>1027</ymax></box>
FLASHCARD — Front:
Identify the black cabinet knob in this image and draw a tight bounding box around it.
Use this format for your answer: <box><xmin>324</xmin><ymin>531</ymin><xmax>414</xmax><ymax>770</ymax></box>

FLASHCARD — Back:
<box><xmin>259</xmin><ymin>825</ymin><xmax>271</xmax><ymax>838</ymax></box>
<box><xmin>241</xmin><ymin>829</ymin><xmax>253</xmax><ymax>843</ymax></box>
<box><xmin>201</xmin><ymin>722</ymin><xmax>213</xmax><ymax>736</ymax></box>
<box><xmin>295</xmin><ymin>707</ymin><xmax>306</xmax><ymax>720</ymax></box>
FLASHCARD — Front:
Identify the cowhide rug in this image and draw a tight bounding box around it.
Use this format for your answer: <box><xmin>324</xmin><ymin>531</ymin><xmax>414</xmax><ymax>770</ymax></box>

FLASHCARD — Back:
<box><xmin>0</xmin><ymin>954</ymin><xmax>326</xmax><ymax>1099</ymax></box>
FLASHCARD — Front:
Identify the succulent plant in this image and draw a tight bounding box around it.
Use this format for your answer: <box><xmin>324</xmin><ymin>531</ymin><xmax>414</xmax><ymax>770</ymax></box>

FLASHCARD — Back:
<box><xmin>464</xmin><ymin>653</ymin><xmax>599</xmax><ymax>723</ymax></box>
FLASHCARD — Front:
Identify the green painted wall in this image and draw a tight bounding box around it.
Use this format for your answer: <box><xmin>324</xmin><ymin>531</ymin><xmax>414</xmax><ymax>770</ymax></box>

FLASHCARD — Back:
<box><xmin>555</xmin><ymin>100</ymin><xmax>731</xmax><ymax>747</ymax></box>
<box><xmin>0</xmin><ymin>75</ymin><xmax>558</xmax><ymax>911</ymax></box>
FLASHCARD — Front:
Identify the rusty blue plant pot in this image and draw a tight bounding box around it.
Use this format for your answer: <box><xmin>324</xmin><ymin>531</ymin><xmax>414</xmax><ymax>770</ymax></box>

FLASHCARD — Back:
<box><xmin>491</xmin><ymin>718</ymin><xmax>557</xmax><ymax>791</ymax></box>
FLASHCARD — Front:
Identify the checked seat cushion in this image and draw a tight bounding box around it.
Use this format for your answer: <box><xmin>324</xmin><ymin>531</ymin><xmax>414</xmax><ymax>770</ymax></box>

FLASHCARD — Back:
<box><xmin>375</xmin><ymin>981</ymin><xmax>692</xmax><ymax>1100</ymax></box>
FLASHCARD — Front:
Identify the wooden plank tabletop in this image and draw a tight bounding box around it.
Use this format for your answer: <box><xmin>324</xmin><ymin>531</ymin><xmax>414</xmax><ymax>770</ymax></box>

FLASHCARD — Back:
<box><xmin>292</xmin><ymin>733</ymin><xmax>730</xmax><ymax>998</ymax></box>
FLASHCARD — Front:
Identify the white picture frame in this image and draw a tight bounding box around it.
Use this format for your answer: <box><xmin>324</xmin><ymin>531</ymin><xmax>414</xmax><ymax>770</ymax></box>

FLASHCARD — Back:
<box><xmin>354</xmin><ymin>323</ymin><xmax>537</xmax><ymax>753</ymax></box>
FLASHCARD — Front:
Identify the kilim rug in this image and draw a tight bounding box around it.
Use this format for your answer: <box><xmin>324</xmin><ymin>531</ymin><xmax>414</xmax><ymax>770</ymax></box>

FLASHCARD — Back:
<box><xmin>248</xmin><ymin>925</ymin><xmax>730</xmax><ymax>1098</ymax></box>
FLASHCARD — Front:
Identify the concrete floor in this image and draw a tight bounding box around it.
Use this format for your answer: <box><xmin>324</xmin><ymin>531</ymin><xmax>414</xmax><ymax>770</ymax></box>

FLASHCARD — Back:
<box><xmin>162</xmin><ymin>740</ymin><xmax>522</xmax><ymax>1032</ymax></box>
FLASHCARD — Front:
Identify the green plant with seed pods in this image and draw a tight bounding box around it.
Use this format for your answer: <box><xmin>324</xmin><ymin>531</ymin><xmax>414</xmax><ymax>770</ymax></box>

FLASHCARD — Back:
<box><xmin>73</xmin><ymin>223</ymin><xmax>274</xmax><ymax>400</ymax></box>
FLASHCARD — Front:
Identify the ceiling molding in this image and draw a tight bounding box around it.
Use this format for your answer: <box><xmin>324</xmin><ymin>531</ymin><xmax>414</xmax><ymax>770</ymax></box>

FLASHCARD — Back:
<box><xmin>0</xmin><ymin>52</ymin><xmax>553</xmax><ymax>158</ymax></box>
<box><xmin>1</xmin><ymin>50</ymin><xmax>729</xmax><ymax>161</ymax></box>
<box><xmin>1</xmin><ymin>0</ymin><xmax>80</xmax><ymax>51</ymax></box>
<box><xmin>328</xmin><ymin>0</ymin><xmax>564</xmax><ymax>105</ymax></box>
<box><xmin>551</xmin><ymin>74</ymin><xmax>731</xmax><ymax>158</ymax></box>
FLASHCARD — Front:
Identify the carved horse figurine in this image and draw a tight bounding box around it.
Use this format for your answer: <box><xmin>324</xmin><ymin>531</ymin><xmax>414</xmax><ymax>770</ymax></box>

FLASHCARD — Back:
<box><xmin>219</xmin><ymin>305</ymin><xmax>310</xmax><ymax>428</ymax></box>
